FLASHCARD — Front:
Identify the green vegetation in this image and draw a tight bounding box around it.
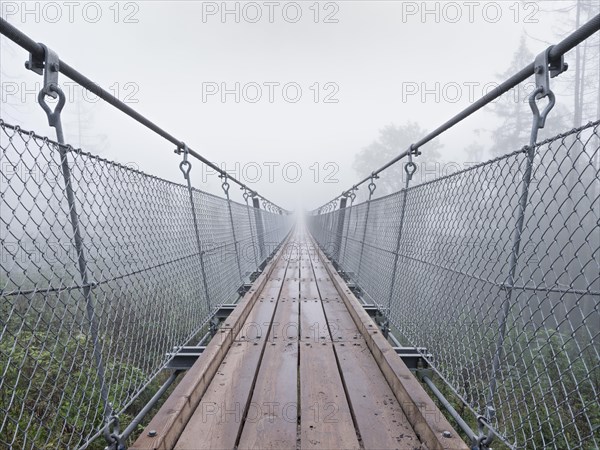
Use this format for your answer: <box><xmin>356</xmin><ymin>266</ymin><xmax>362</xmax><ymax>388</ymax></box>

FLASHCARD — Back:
<box><xmin>403</xmin><ymin>323</ymin><xmax>600</xmax><ymax>449</ymax></box>
<box><xmin>0</xmin><ymin>283</ymin><xmax>207</xmax><ymax>449</ymax></box>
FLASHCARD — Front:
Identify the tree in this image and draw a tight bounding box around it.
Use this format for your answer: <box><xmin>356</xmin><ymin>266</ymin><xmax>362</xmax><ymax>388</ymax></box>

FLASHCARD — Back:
<box><xmin>489</xmin><ymin>35</ymin><xmax>571</xmax><ymax>157</ymax></box>
<box><xmin>352</xmin><ymin>122</ymin><xmax>442</xmax><ymax>196</ymax></box>
<box><xmin>566</xmin><ymin>0</ymin><xmax>599</xmax><ymax>127</ymax></box>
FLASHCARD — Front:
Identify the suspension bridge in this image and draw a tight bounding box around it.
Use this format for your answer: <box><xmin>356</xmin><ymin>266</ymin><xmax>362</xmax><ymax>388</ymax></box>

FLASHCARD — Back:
<box><xmin>0</xmin><ymin>14</ymin><xmax>599</xmax><ymax>450</ymax></box>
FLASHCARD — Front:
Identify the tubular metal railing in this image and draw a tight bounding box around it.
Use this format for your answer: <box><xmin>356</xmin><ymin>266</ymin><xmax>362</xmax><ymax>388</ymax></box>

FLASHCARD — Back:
<box><xmin>309</xmin><ymin>14</ymin><xmax>600</xmax><ymax>450</ymax></box>
<box><xmin>0</xmin><ymin>19</ymin><xmax>293</xmax><ymax>450</ymax></box>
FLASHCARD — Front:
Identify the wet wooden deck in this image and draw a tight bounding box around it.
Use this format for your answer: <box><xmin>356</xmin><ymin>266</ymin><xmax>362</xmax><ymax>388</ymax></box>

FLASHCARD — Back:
<box><xmin>132</xmin><ymin>229</ymin><xmax>467</xmax><ymax>450</ymax></box>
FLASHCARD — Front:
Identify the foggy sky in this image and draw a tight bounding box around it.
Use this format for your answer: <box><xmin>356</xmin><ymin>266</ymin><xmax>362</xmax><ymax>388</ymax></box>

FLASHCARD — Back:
<box><xmin>0</xmin><ymin>1</ymin><xmax>595</xmax><ymax>211</ymax></box>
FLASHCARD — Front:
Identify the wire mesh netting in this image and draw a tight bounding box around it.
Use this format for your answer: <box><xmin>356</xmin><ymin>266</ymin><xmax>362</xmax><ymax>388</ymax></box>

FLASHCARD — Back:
<box><xmin>0</xmin><ymin>120</ymin><xmax>292</xmax><ymax>449</ymax></box>
<box><xmin>309</xmin><ymin>121</ymin><xmax>600</xmax><ymax>449</ymax></box>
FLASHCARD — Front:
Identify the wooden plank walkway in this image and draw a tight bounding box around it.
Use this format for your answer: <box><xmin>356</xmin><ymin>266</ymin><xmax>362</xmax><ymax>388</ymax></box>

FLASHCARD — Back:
<box><xmin>132</xmin><ymin>228</ymin><xmax>467</xmax><ymax>450</ymax></box>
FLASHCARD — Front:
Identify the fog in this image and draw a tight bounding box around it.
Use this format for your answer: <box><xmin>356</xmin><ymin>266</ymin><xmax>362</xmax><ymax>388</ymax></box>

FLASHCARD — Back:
<box><xmin>0</xmin><ymin>1</ymin><xmax>597</xmax><ymax>211</ymax></box>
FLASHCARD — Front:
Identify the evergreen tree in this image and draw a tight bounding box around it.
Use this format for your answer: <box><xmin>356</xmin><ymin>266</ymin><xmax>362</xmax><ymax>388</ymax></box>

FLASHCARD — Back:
<box><xmin>352</xmin><ymin>121</ymin><xmax>442</xmax><ymax>196</ymax></box>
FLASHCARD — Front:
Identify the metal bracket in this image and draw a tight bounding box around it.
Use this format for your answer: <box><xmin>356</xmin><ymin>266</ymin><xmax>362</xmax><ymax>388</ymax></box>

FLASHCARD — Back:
<box><xmin>166</xmin><ymin>344</ymin><xmax>431</xmax><ymax>372</ymax></box>
<box><xmin>25</xmin><ymin>43</ymin><xmax>59</xmax><ymax>99</ymax></box>
<box><xmin>166</xmin><ymin>346</ymin><xmax>206</xmax><ymax>370</ymax></box>
<box><xmin>237</xmin><ymin>282</ymin><xmax>253</xmax><ymax>296</ymax></box>
<box><xmin>530</xmin><ymin>46</ymin><xmax>566</xmax><ymax>131</ymax></box>
<box><xmin>396</xmin><ymin>347</ymin><xmax>432</xmax><ymax>370</ymax></box>
<box><xmin>103</xmin><ymin>414</ymin><xmax>125</xmax><ymax>450</ymax></box>
<box><xmin>404</xmin><ymin>151</ymin><xmax>417</xmax><ymax>182</ymax></box>
<box><xmin>476</xmin><ymin>414</ymin><xmax>495</xmax><ymax>449</ymax></box>
<box><xmin>367</xmin><ymin>174</ymin><xmax>379</xmax><ymax>199</ymax></box>
<box><xmin>409</xmin><ymin>143</ymin><xmax>422</xmax><ymax>157</ymax></box>
<box><xmin>534</xmin><ymin>46</ymin><xmax>568</xmax><ymax>99</ymax></box>
<box><xmin>249</xmin><ymin>269</ymin><xmax>262</xmax><ymax>282</ymax></box>
<box><xmin>415</xmin><ymin>368</ymin><xmax>434</xmax><ymax>381</ymax></box>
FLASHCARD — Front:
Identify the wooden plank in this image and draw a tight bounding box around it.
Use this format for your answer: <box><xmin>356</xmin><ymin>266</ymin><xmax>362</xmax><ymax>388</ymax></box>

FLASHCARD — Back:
<box><xmin>270</xmin><ymin>260</ymin><xmax>300</xmax><ymax>342</ymax></box>
<box><xmin>174</xmin><ymin>260</ymin><xmax>288</xmax><ymax>449</ymax></box>
<box><xmin>303</xmin><ymin>240</ymin><xmax>320</xmax><ymax>264</ymax></box>
<box><xmin>311</xmin><ymin>263</ymin><xmax>359</xmax><ymax>342</ymax></box>
<box><xmin>131</xmin><ymin>240</ymin><xmax>289</xmax><ymax>450</ymax></box>
<box><xmin>173</xmin><ymin>259</ymin><xmax>286</xmax><ymax>448</ymax></box>
<box><xmin>335</xmin><ymin>339</ymin><xmax>421</xmax><ymax>449</ymax></box>
<box><xmin>310</xmin><ymin>247</ymin><xmax>420</xmax><ymax>448</ymax></box>
<box><xmin>234</xmin><ymin>262</ymin><xmax>287</xmax><ymax>342</ymax></box>
<box><xmin>299</xmin><ymin>342</ymin><xmax>360</xmax><ymax>450</ymax></box>
<box><xmin>174</xmin><ymin>341</ymin><xmax>264</xmax><ymax>450</ymax></box>
<box><xmin>281</xmin><ymin>269</ymin><xmax>299</xmax><ymax>300</ymax></box>
<box><xmin>299</xmin><ymin>251</ymin><xmax>330</xmax><ymax>343</ymax></box>
<box><xmin>312</xmin><ymin>238</ymin><xmax>469</xmax><ymax>450</ymax></box>
<box><xmin>299</xmin><ymin>274</ymin><xmax>319</xmax><ymax>300</ymax></box>
<box><xmin>300</xmin><ymin>300</ymin><xmax>331</xmax><ymax>343</ymax></box>
<box><xmin>237</xmin><ymin>293</ymin><xmax>300</xmax><ymax>449</ymax></box>
<box><xmin>299</xmin><ymin>243</ymin><xmax>319</xmax><ymax>301</ymax></box>
<box><xmin>322</xmin><ymin>300</ymin><xmax>363</xmax><ymax>342</ymax></box>
<box><xmin>237</xmin><ymin>296</ymin><xmax>279</xmax><ymax>343</ymax></box>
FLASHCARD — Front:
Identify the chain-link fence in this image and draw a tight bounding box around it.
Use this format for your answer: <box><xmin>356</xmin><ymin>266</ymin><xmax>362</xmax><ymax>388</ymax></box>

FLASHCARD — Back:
<box><xmin>309</xmin><ymin>121</ymin><xmax>600</xmax><ymax>449</ymax></box>
<box><xmin>0</xmin><ymin>119</ymin><xmax>292</xmax><ymax>449</ymax></box>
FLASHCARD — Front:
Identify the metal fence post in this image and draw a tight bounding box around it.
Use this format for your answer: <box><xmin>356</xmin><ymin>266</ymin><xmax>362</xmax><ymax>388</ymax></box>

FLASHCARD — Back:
<box><xmin>485</xmin><ymin>47</ymin><xmax>566</xmax><ymax>427</ymax></box>
<box><xmin>356</xmin><ymin>175</ymin><xmax>378</xmax><ymax>284</ymax></box>
<box><xmin>177</xmin><ymin>143</ymin><xmax>212</xmax><ymax>314</ymax></box>
<box><xmin>243</xmin><ymin>189</ymin><xmax>260</xmax><ymax>274</ymax></box>
<box><xmin>252</xmin><ymin>197</ymin><xmax>266</xmax><ymax>263</ymax></box>
<box><xmin>334</xmin><ymin>197</ymin><xmax>347</xmax><ymax>263</ymax></box>
<box><xmin>221</xmin><ymin>174</ymin><xmax>244</xmax><ymax>283</ymax></box>
<box><xmin>387</xmin><ymin>150</ymin><xmax>418</xmax><ymax>320</ymax></box>
<box><xmin>339</xmin><ymin>190</ymin><xmax>356</xmax><ymax>269</ymax></box>
<box><xmin>29</xmin><ymin>46</ymin><xmax>113</xmax><ymax>432</ymax></box>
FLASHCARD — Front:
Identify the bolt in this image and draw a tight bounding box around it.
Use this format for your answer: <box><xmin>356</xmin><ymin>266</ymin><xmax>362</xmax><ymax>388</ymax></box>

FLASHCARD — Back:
<box><xmin>148</xmin><ymin>430</ymin><xmax>157</xmax><ymax>437</ymax></box>
<box><xmin>442</xmin><ymin>431</ymin><xmax>452</xmax><ymax>438</ymax></box>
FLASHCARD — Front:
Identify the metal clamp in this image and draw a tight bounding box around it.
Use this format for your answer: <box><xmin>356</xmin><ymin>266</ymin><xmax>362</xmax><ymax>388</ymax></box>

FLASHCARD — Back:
<box><xmin>367</xmin><ymin>174</ymin><xmax>378</xmax><ymax>199</ymax></box>
<box><xmin>27</xmin><ymin>43</ymin><xmax>65</xmax><ymax>128</ymax></box>
<box><xmin>534</xmin><ymin>45</ymin><xmax>568</xmax><ymax>99</ymax></box>
<box><xmin>343</xmin><ymin>187</ymin><xmax>357</xmax><ymax>205</ymax></box>
<box><xmin>220</xmin><ymin>173</ymin><xmax>230</xmax><ymax>196</ymax></box>
<box><xmin>349</xmin><ymin>190</ymin><xmax>356</xmax><ymax>204</ymax></box>
<box><xmin>103</xmin><ymin>414</ymin><xmax>125</xmax><ymax>450</ymax></box>
<box><xmin>178</xmin><ymin>143</ymin><xmax>192</xmax><ymax>180</ymax></box>
<box><xmin>475</xmin><ymin>414</ymin><xmax>495</xmax><ymax>449</ymax></box>
<box><xmin>529</xmin><ymin>46</ymin><xmax>567</xmax><ymax>131</ymax></box>
<box><xmin>404</xmin><ymin>149</ymin><xmax>417</xmax><ymax>182</ymax></box>
<box><xmin>26</xmin><ymin>43</ymin><xmax>59</xmax><ymax>99</ymax></box>
<box><xmin>409</xmin><ymin>143</ymin><xmax>422</xmax><ymax>157</ymax></box>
